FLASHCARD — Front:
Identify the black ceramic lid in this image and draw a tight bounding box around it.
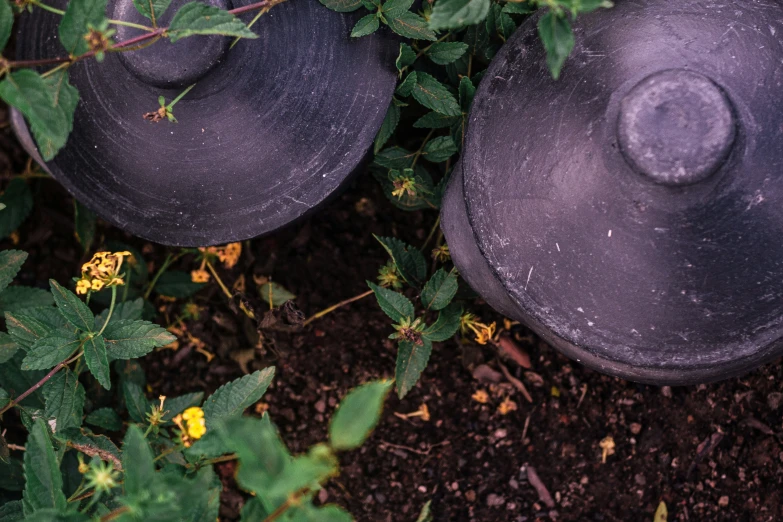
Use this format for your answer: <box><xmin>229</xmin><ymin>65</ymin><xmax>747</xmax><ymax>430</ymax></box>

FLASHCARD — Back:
<box><xmin>454</xmin><ymin>0</ymin><xmax>783</xmax><ymax>384</ymax></box>
<box><xmin>13</xmin><ymin>0</ymin><xmax>396</xmax><ymax>246</ymax></box>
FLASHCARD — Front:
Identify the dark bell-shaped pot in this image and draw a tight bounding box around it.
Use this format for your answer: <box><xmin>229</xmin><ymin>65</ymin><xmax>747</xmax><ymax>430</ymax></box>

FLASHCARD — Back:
<box><xmin>12</xmin><ymin>0</ymin><xmax>396</xmax><ymax>246</ymax></box>
<box><xmin>442</xmin><ymin>0</ymin><xmax>783</xmax><ymax>385</ymax></box>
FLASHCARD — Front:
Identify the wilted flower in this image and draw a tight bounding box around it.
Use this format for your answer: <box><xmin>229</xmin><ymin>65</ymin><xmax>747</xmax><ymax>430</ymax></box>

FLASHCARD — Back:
<box><xmin>76</xmin><ymin>251</ymin><xmax>132</xmax><ymax>295</ymax></box>
<box><xmin>461</xmin><ymin>313</ymin><xmax>497</xmax><ymax>345</ymax></box>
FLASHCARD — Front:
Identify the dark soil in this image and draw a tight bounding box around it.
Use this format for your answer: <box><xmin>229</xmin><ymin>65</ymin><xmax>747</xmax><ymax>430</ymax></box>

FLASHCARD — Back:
<box><xmin>3</xmin><ymin>108</ymin><xmax>783</xmax><ymax>522</ymax></box>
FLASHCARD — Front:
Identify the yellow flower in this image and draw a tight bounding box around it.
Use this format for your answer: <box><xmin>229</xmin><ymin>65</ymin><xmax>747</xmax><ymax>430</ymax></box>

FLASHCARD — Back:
<box><xmin>76</xmin><ymin>251</ymin><xmax>133</xmax><ymax>295</ymax></box>
<box><xmin>497</xmin><ymin>397</ymin><xmax>517</xmax><ymax>415</ymax></box>
<box><xmin>431</xmin><ymin>245</ymin><xmax>451</xmax><ymax>263</ymax></box>
<box><xmin>187</xmin><ymin>418</ymin><xmax>207</xmax><ymax>439</ymax></box>
<box><xmin>191</xmin><ymin>269</ymin><xmax>210</xmax><ymax>283</ymax></box>
<box><xmin>472</xmin><ymin>389</ymin><xmax>489</xmax><ymax>404</ymax></box>
<box><xmin>474</xmin><ymin>322</ymin><xmax>496</xmax><ymax>345</ymax></box>
<box><xmin>173</xmin><ymin>406</ymin><xmax>207</xmax><ymax>447</ymax></box>
<box><xmin>182</xmin><ymin>406</ymin><xmax>204</xmax><ymax>421</ymax></box>
<box><xmin>218</xmin><ymin>242</ymin><xmax>242</xmax><ymax>269</ymax></box>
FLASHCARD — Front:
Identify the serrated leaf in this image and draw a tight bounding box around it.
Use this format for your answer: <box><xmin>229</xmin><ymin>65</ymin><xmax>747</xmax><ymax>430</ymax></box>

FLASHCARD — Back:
<box><xmin>538</xmin><ymin>11</ymin><xmax>574</xmax><ymax>80</ymax></box>
<box><xmin>329</xmin><ymin>380</ymin><xmax>391</xmax><ymax>450</ymax></box>
<box><xmin>396</xmin><ymin>43</ymin><xmax>416</xmax><ymax>72</ymax></box>
<box><xmin>103</xmin><ymin>319</ymin><xmax>175</xmax><ymax>360</ymax></box>
<box><xmin>381</xmin><ymin>0</ymin><xmax>414</xmax><ymax>17</ymax></box>
<box><xmin>386</xmin><ymin>11</ymin><xmax>437</xmax><ymax>41</ymax></box>
<box><xmin>122</xmin><ymin>380</ymin><xmax>150</xmax><ymax>423</ymax></box>
<box><xmin>427</xmin><ymin>41</ymin><xmax>468</xmax><ymax>65</ymax></box>
<box><xmin>0</xmin><ymin>500</ymin><xmax>23</xmax><ymax>520</ymax></box>
<box><xmin>0</xmin><ymin>179</ymin><xmax>33</xmax><ymax>240</ymax></box>
<box><xmin>93</xmin><ymin>298</ymin><xmax>144</xmax><ymax>329</ymax></box>
<box><xmin>367</xmin><ymin>282</ymin><xmax>414</xmax><ymax>322</ymax></box>
<box><xmin>5</xmin><ymin>307</ymin><xmax>67</xmax><ymax>351</ymax></box>
<box><xmin>59</xmin><ymin>0</ymin><xmax>108</xmax><ymax>56</ymax></box>
<box><xmin>429</xmin><ymin>0</ymin><xmax>490</xmax><ymax>30</ymax></box>
<box><xmin>396</xmin><ymin>71</ymin><xmax>417</xmax><ymax>97</ymax></box>
<box><xmin>265</xmin><ymin>445</ymin><xmax>338</xmax><ymax>502</ymax></box>
<box><xmin>502</xmin><ymin>2</ymin><xmax>534</xmax><ymax>14</ymax></box>
<box><xmin>23</xmin><ymin>419</ymin><xmax>66</xmax><ymax>514</ymax></box>
<box><xmin>395</xmin><ymin>338</ymin><xmax>432</xmax><ymax>398</ymax></box>
<box><xmin>374</xmin><ymin>146</ymin><xmax>415</xmax><ymax>170</ymax></box>
<box><xmin>202</xmin><ymin>367</ymin><xmax>275</xmax><ymax>426</ymax></box>
<box><xmin>42</xmin><ymin>369</ymin><xmax>84</xmax><ymax>432</ymax></box>
<box><xmin>84</xmin><ymin>408</ymin><xmax>123</xmax><ymax>431</ymax></box>
<box><xmin>413</xmin><ymin>111</ymin><xmax>459</xmax><ymax>129</ymax></box>
<box><xmin>0</xmin><ymin>70</ymin><xmax>77</xmax><ymax>161</ymax></box>
<box><xmin>132</xmin><ymin>0</ymin><xmax>173</xmax><ymax>22</ymax></box>
<box><xmin>374</xmin><ymin>235</ymin><xmax>427</xmax><ymax>285</ymax></box>
<box><xmin>423</xmin><ymin>302</ymin><xmax>461</xmax><ymax>341</ymax></box>
<box><xmin>22</xmin><ymin>332</ymin><xmax>80</xmax><ymax>371</ymax></box>
<box><xmin>154</xmin><ymin>270</ymin><xmax>205</xmax><ymax>298</ymax></box>
<box><xmin>0</xmin><ymin>287</ymin><xmax>54</xmax><ymax>315</ymax></box>
<box><xmin>374</xmin><ymin>101</ymin><xmax>400</xmax><ymax>154</ymax></box>
<box><xmin>351</xmin><ymin>13</ymin><xmax>379</xmax><ymax>37</ymax></box>
<box><xmin>318</xmin><ymin>0</ymin><xmax>362</xmax><ymax>12</ymax></box>
<box><xmin>423</xmin><ymin>135</ymin><xmax>458</xmax><ymax>163</ymax></box>
<box><xmin>60</xmin><ymin>428</ymin><xmax>122</xmax><ymax>470</ymax></box>
<box><xmin>458</xmin><ymin>75</ymin><xmax>475</xmax><ymax>112</ymax></box>
<box><xmin>413</xmin><ymin>72</ymin><xmax>461</xmax><ymax>117</ymax></box>
<box><xmin>83</xmin><ymin>335</ymin><xmax>110</xmax><ymax>390</ymax></box>
<box><xmin>0</xmin><ymin>332</ymin><xmax>16</xmax><ymax>364</ymax></box>
<box><xmin>168</xmin><ymin>2</ymin><xmax>257</xmax><ymax>42</ymax></box>
<box><xmin>49</xmin><ymin>280</ymin><xmax>93</xmax><ymax>332</ymax></box>
<box><xmin>122</xmin><ymin>425</ymin><xmax>154</xmax><ymax>496</ymax></box>
<box><xmin>0</xmin><ymin>352</ymin><xmax>46</xmax><ymax>409</ymax></box>
<box><xmin>421</xmin><ymin>268</ymin><xmax>458</xmax><ymax>310</ymax></box>
<box><xmin>0</xmin><ymin>250</ymin><xmax>26</xmax><ymax>294</ymax></box>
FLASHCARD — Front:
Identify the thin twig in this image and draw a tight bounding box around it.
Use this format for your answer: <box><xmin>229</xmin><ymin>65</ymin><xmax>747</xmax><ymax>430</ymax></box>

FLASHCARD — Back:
<box><xmin>0</xmin><ymin>351</ymin><xmax>83</xmax><ymax>415</ymax></box>
<box><xmin>302</xmin><ymin>289</ymin><xmax>373</xmax><ymax>327</ymax></box>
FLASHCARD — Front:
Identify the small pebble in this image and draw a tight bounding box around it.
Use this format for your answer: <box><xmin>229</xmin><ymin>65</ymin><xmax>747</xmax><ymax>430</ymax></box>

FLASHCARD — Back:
<box><xmin>630</xmin><ymin>422</ymin><xmax>642</xmax><ymax>435</ymax></box>
<box><xmin>487</xmin><ymin>494</ymin><xmax>505</xmax><ymax>507</ymax></box>
<box><xmin>466</xmin><ymin>490</ymin><xmax>477</xmax><ymax>502</ymax></box>
<box><xmin>661</xmin><ymin>386</ymin><xmax>673</xmax><ymax>398</ymax></box>
<box><xmin>719</xmin><ymin>496</ymin><xmax>729</xmax><ymax>507</ymax></box>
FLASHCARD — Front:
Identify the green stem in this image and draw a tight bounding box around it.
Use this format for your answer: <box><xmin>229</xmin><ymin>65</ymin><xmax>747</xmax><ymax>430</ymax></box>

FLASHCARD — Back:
<box><xmin>32</xmin><ymin>1</ymin><xmax>155</xmax><ymax>31</ymax></box>
<box><xmin>152</xmin><ymin>443</ymin><xmax>184</xmax><ymax>462</ymax></box>
<box><xmin>411</xmin><ymin>128</ymin><xmax>435</xmax><ymax>169</ymax></box>
<box><xmin>421</xmin><ymin>215</ymin><xmax>441</xmax><ymax>250</ymax></box>
<box><xmin>97</xmin><ymin>286</ymin><xmax>117</xmax><ymax>336</ymax></box>
<box><xmin>144</xmin><ymin>252</ymin><xmax>179</xmax><ymax>299</ymax></box>
<box><xmin>167</xmin><ymin>84</ymin><xmax>196</xmax><ymax>109</ymax></box>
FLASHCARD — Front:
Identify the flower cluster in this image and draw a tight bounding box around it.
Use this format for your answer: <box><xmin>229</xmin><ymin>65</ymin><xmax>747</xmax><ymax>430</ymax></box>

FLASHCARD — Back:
<box><xmin>76</xmin><ymin>251</ymin><xmax>133</xmax><ymax>295</ymax></box>
<box><xmin>460</xmin><ymin>312</ymin><xmax>497</xmax><ymax>345</ymax></box>
<box><xmin>190</xmin><ymin>242</ymin><xmax>242</xmax><ymax>283</ymax></box>
<box><xmin>173</xmin><ymin>406</ymin><xmax>207</xmax><ymax>447</ymax></box>
<box><xmin>377</xmin><ymin>260</ymin><xmax>402</xmax><ymax>289</ymax></box>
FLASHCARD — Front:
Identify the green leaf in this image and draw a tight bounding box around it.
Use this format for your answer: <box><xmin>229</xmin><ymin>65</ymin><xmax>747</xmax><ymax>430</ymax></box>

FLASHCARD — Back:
<box><xmin>132</xmin><ymin>0</ymin><xmax>173</xmax><ymax>21</ymax></box>
<box><xmin>413</xmin><ymin>111</ymin><xmax>459</xmax><ymax>129</ymax></box>
<box><xmin>374</xmin><ymin>101</ymin><xmax>400</xmax><ymax>154</ymax></box>
<box><xmin>155</xmin><ymin>271</ymin><xmax>205</xmax><ymax>298</ymax></box>
<box><xmin>257</xmin><ymin>282</ymin><xmax>296</xmax><ymax>308</ymax></box>
<box><xmin>329</xmin><ymin>380</ymin><xmax>392</xmax><ymax>450</ymax></box>
<box><xmin>0</xmin><ymin>332</ymin><xmax>16</xmax><ymax>364</ymax></box>
<box><xmin>265</xmin><ymin>445</ymin><xmax>338</xmax><ymax>501</ymax></box>
<box><xmin>351</xmin><ymin>13</ymin><xmax>379</xmax><ymax>37</ymax></box>
<box><xmin>427</xmin><ymin>41</ymin><xmax>468</xmax><ymax>65</ymax></box>
<box><xmin>83</xmin><ymin>335</ymin><xmax>110</xmax><ymax>390</ymax></box>
<box><xmin>0</xmin><ymin>0</ymin><xmax>12</xmax><ymax>52</ymax></box>
<box><xmin>42</xmin><ymin>369</ymin><xmax>84</xmax><ymax>432</ymax></box>
<box><xmin>0</xmin><ymin>287</ymin><xmax>54</xmax><ymax>315</ymax></box>
<box><xmin>421</xmin><ymin>268</ymin><xmax>458</xmax><ymax>310</ymax></box>
<box><xmin>422</xmin><ymin>135</ymin><xmax>458</xmax><ymax>163</ymax></box>
<box><xmin>0</xmin><ymin>500</ymin><xmax>23</xmax><ymax>520</ymax></box>
<box><xmin>103</xmin><ymin>319</ymin><xmax>175</xmax><ymax>360</ymax></box>
<box><xmin>422</xmin><ymin>302</ymin><xmax>461</xmax><ymax>341</ymax></box>
<box><xmin>202</xmin><ymin>367</ymin><xmax>275</xmax><ymax>426</ymax></box>
<box><xmin>0</xmin><ymin>179</ymin><xmax>33</xmax><ymax>239</ymax></box>
<box><xmin>382</xmin><ymin>0</ymin><xmax>414</xmax><ymax>17</ymax></box>
<box><xmin>59</xmin><ymin>0</ymin><xmax>108</xmax><ymax>56</ymax></box>
<box><xmin>168</xmin><ymin>2</ymin><xmax>258</xmax><ymax>42</ymax></box>
<box><xmin>318</xmin><ymin>0</ymin><xmax>362</xmax><ymax>12</ymax></box>
<box><xmin>416</xmin><ymin>500</ymin><xmax>433</xmax><ymax>522</ymax></box>
<box><xmin>122</xmin><ymin>425</ymin><xmax>155</xmax><ymax>496</ymax></box>
<box><xmin>396</xmin><ymin>43</ymin><xmax>416</xmax><ymax>72</ymax></box>
<box><xmin>502</xmin><ymin>2</ymin><xmax>534</xmax><ymax>14</ymax></box>
<box><xmin>84</xmin><ymin>407</ymin><xmax>123</xmax><ymax>431</ymax></box>
<box><xmin>374</xmin><ymin>146</ymin><xmax>415</xmax><ymax>170</ymax></box>
<box><xmin>412</xmin><ymin>72</ymin><xmax>461</xmax><ymax>117</ymax></box>
<box><xmin>122</xmin><ymin>380</ymin><xmax>150</xmax><ymax>423</ymax></box>
<box><xmin>429</xmin><ymin>0</ymin><xmax>490</xmax><ymax>30</ymax></box>
<box><xmin>396</xmin><ymin>71</ymin><xmax>417</xmax><ymax>97</ymax></box>
<box><xmin>49</xmin><ymin>280</ymin><xmax>93</xmax><ymax>332</ymax></box>
<box><xmin>5</xmin><ymin>307</ymin><xmax>67</xmax><ymax>351</ymax></box>
<box><xmin>386</xmin><ymin>12</ymin><xmax>437</xmax><ymax>41</ymax></box>
<box><xmin>395</xmin><ymin>338</ymin><xmax>432</xmax><ymax>398</ymax></box>
<box><xmin>374</xmin><ymin>235</ymin><xmax>427</xmax><ymax>285</ymax></box>
<box><xmin>538</xmin><ymin>11</ymin><xmax>574</xmax><ymax>79</ymax></box>
<box><xmin>22</xmin><ymin>419</ymin><xmax>66</xmax><ymax>515</ymax></box>
<box><xmin>0</xmin><ymin>250</ymin><xmax>26</xmax><ymax>294</ymax></box>
<box><xmin>458</xmin><ymin>75</ymin><xmax>475</xmax><ymax>111</ymax></box>
<box><xmin>367</xmin><ymin>282</ymin><xmax>414</xmax><ymax>323</ymax></box>
<box><xmin>60</xmin><ymin>428</ymin><xmax>121</xmax><ymax>469</ymax></box>
<box><xmin>94</xmin><ymin>298</ymin><xmax>143</xmax><ymax>328</ymax></box>
<box><xmin>73</xmin><ymin>201</ymin><xmax>96</xmax><ymax>253</ymax></box>
<box><xmin>162</xmin><ymin>392</ymin><xmax>204</xmax><ymax>422</ymax></box>
<box><xmin>22</xmin><ymin>332</ymin><xmax>80</xmax><ymax>371</ymax></box>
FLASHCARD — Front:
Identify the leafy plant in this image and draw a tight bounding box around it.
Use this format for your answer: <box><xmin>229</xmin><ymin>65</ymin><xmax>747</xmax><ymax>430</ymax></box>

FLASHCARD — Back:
<box><xmin>0</xmin><ymin>247</ymin><xmax>393</xmax><ymax>521</ymax></box>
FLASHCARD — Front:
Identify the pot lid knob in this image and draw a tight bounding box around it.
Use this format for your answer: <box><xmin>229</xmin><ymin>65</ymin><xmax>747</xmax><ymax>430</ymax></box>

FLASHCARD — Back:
<box><xmin>617</xmin><ymin>69</ymin><xmax>737</xmax><ymax>186</ymax></box>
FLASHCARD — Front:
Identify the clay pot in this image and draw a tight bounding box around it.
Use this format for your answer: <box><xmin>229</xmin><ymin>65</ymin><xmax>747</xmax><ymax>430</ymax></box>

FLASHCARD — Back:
<box><xmin>12</xmin><ymin>0</ymin><xmax>396</xmax><ymax>245</ymax></box>
<box><xmin>443</xmin><ymin>0</ymin><xmax>783</xmax><ymax>384</ymax></box>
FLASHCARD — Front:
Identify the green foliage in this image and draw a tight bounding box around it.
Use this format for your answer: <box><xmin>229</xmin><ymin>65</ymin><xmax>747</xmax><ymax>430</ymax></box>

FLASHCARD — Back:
<box><xmin>167</xmin><ymin>2</ymin><xmax>258</xmax><ymax>42</ymax></box>
<box><xmin>329</xmin><ymin>380</ymin><xmax>392</xmax><ymax>450</ymax></box>
<box><xmin>201</xmin><ymin>367</ymin><xmax>275</xmax><ymax>426</ymax></box>
<box><xmin>59</xmin><ymin>0</ymin><xmax>108</xmax><ymax>56</ymax></box>
<box><xmin>0</xmin><ymin>179</ymin><xmax>33</xmax><ymax>240</ymax></box>
<box><xmin>132</xmin><ymin>0</ymin><xmax>173</xmax><ymax>22</ymax></box>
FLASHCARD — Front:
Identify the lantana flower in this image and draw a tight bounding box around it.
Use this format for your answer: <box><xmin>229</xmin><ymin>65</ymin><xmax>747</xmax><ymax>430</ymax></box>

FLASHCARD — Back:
<box><xmin>76</xmin><ymin>251</ymin><xmax>133</xmax><ymax>295</ymax></box>
<box><xmin>173</xmin><ymin>406</ymin><xmax>207</xmax><ymax>447</ymax></box>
